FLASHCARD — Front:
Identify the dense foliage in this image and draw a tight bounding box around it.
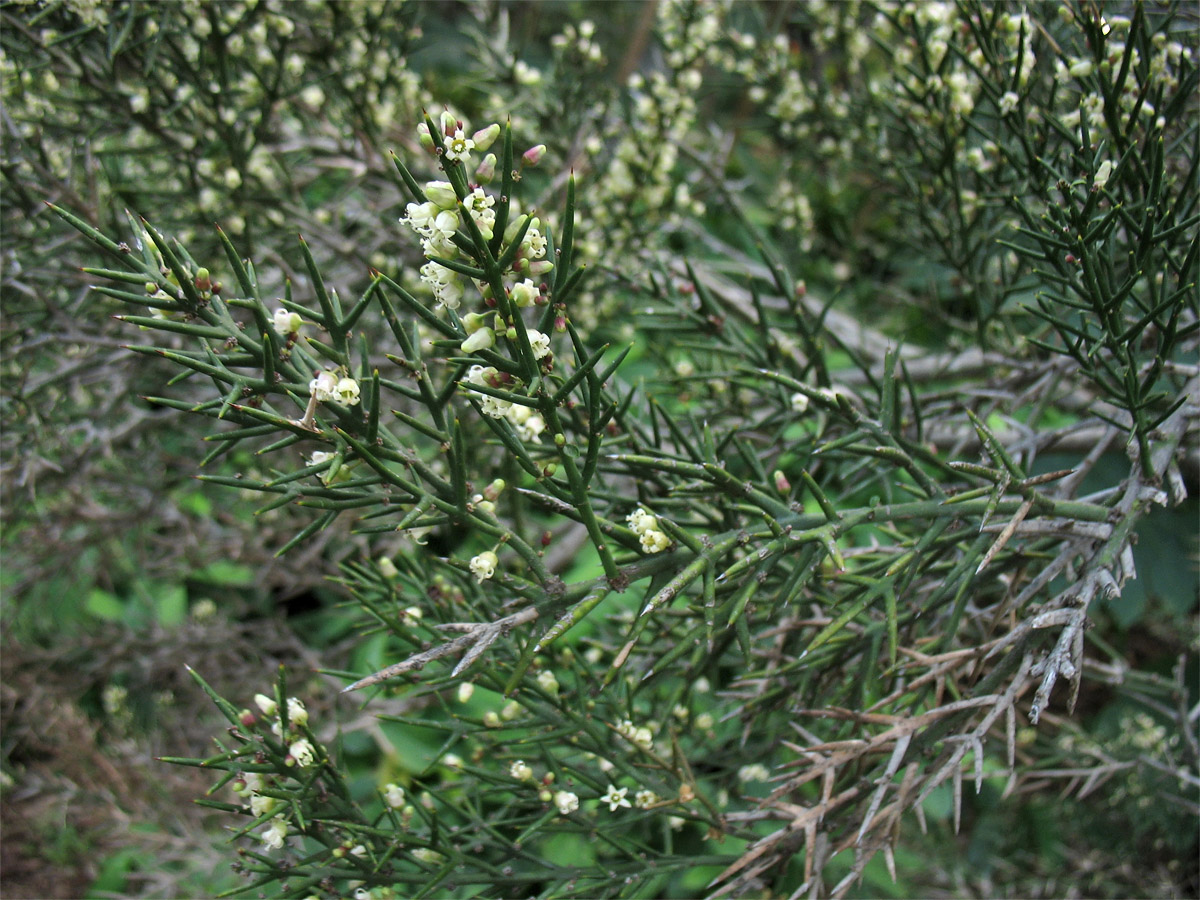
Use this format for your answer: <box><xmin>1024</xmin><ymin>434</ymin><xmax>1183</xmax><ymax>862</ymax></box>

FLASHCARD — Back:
<box><xmin>2</xmin><ymin>1</ymin><xmax>1197</xmax><ymax>898</ymax></box>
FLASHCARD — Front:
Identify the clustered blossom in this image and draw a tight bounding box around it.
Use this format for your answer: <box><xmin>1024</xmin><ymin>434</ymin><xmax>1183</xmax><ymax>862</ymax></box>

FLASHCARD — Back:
<box><xmin>310</xmin><ymin>370</ymin><xmax>361</xmax><ymax>407</ymax></box>
<box><xmin>510</xmin><ymin>760</ymin><xmax>534</xmax><ymax>781</ymax></box>
<box><xmin>403</xmin><ymin>113</ymin><xmax>552</xmax><ymax>321</ymax></box>
<box><xmin>615</xmin><ymin>718</ymin><xmax>655</xmax><ymax>752</ymax></box>
<box><xmin>384</xmin><ymin>783</ymin><xmax>406</xmax><ymax>809</ymax></box>
<box><xmin>627</xmin><ymin>507</ymin><xmax>671</xmax><ymax>554</ymax></box>
<box><xmin>464</xmin><ymin>365</ymin><xmax>548</xmax><ymax>443</ymax></box>
<box><xmin>553</xmin><ymin>790</ymin><xmax>579</xmax><ymax>815</ymax></box>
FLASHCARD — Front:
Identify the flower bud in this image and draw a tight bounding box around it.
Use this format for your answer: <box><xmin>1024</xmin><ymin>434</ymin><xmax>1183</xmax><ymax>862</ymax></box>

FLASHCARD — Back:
<box><xmin>194</xmin><ymin>267</ymin><xmax>211</xmax><ymax>292</ymax></box>
<box><xmin>460</xmin><ymin>327</ymin><xmax>496</xmax><ymax>354</ymax></box>
<box><xmin>440</xmin><ymin>109</ymin><xmax>458</xmax><ymax>135</ymax></box>
<box><xmin>472</xmin><ymin>123</ymin><xmax>501</xmax><ymax>152</ymax></box>
<box><xmin>522</xmin><ymin>144</ymin><xmax>547</xmax><ymax>166</ymax></box>
<box><xmin>254</xmin><ymin>694</ymin><xmax>278</xmax><ymax>716</ymax></box>
<box><xmin>424</xmin><ymin>180</ymin><xmax>458</xmax><ymax>210</ymax></box>
<box><xmin>773</xmin><ymin>470</ymin><xmax>791</xmax><ymax>494</ymax></box>
<box><xmin>417</xmin><ymin>122</ymin><xmax>435</xmax><ymax>151</ymax></box>
<box><xmin>475</xmin><ymin>153</ymin><xmax>497</xmax><ymax>183</ymax></box>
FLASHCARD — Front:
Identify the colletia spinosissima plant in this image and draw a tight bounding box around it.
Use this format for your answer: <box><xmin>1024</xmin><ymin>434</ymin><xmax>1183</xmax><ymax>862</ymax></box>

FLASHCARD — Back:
<box><xmin>48</xmin><ymin>3</ymin><xmax>1198</xmax><ymax>898</ymax></box>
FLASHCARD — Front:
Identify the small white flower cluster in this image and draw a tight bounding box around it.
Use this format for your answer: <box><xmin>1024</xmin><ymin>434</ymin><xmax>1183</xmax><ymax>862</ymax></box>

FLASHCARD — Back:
<box><xmin>402</xmin><ymin>112</ymin><xmax>554</xmax><ymax>321</ymax></box>
<box><xmin>309</xmin><ymin>370</ymin><xmax>360</xmax><ymax>407</ymax></box>
<box><xmin>464</xmin><ymin>364</ymin><xmax>549</xmax><ymax>442</ymax></box>
<box><xmin>615</xmin><ymin>718</ymin><xmax>655</xmax><ymax>752</ymax></box>
<box><xmin>627</xmin><ymin>507</ymin><xmax>670</xmax><ymax>554</ymax></box>
<box><xmin>231</xmin><ymin>692</ymin><xmax>321</xmax><ymax>852</ymax></box>
<box><xmin>737</xmin><ymin>763</ymin><xmax>771</xmax><ymax>783</ymax></box>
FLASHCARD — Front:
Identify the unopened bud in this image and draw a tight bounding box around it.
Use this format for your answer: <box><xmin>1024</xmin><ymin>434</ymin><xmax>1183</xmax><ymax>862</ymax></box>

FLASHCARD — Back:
<box><xmin>460</xmin><ymin>327</ymin><xmax>496</xmax><ymax>354</ymax></box>
<box><xmin>484</xmin><ymin>478</ymin><xmax>506</xmax><ymax>501</ymax></box>
<box><xmin>417</xmin><ymin>122</ymin><xmax>435</xmax><ymax>151</ymax></box>
<box><xmin>773</xmin><ymin>470</ymin><xmax>791</xmax><ymax>494</ymax></box>
<box><xmin>522</xmin><ymin>144</ymin><xmax>547</xmax><ymax>166</ymax></box>
<box><xmin>475</xmin><ymin>153</ymin><xmax>497</xmax><ymax>183</ymax></box>
<box><xmin>194</xmin><ymin>267</ymin><xmax>211</xmax><ymax>292</ymax></box>
<box><xmin>472</xmin><ymin>123</ymin><xmax>501</xmax><ymax>152</ymax></box>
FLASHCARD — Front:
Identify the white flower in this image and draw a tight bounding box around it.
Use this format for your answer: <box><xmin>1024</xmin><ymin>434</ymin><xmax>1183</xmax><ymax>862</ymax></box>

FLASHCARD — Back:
<box><xmin>249</xmin><ymin>792</ymin><xmax>279</xmax><ymax>817</ymax></box>
<box><xmin>790</xmin><ymin>392</ymin><xmax>809</xmax><ymax>414</ymax></box>
<box><xmin>272</xmin><ymin>308</ymin><xmax>302</xmax><ymax>336</ymax></box>
<box><xmin>738</xmin><ymin>763</ymin><xmax>770</xmax><ymax>783</ymax></box>
<box><xmin>288</xmin><ymin>738</ymin><xmax>316</xmax><ymax>768</ymax></box>
<box><xmin>536</xmin><ymin>670</ymin><xmax>559</xmax><ymax>694</ymax></box>
<box><xmin>335</xmin><ymin>377</ymin><xmax>361</xmax><ymax>407</ymax></box>
<box><xmin>401</xmin><ymin>200</ymin><xmax>439</xmax><ymax>232</ymax></box>
<box><xmin>601</xmin><ymin>784</ymin><xmax>631</xmax><ymax>811</ymax></box>
<box><xmin>470</xmin><ymin>550</ymin><xmax>498</xmax><ymax>582</ymax></box>
<box><xmin>444</xmin><ymin>128</ymin><xmax>475</xmax><ymax>163</ymax></box>
<box><xmin>510</xmin><ymin>760</ymin><xmax>533</xmax><ymax>781</ymax></box>
<box><xmin>1094</xmin><ymin>160</ymin><xmax>1114</xmax><ymax>190</ymax></box>
<box><xmin>526</xmin><ymin>328</ymin><xmax>552</xmax><ymax>360</ymax></box>
<box><xmin>635</xmin><ymin>789</ymin><xmax>658</xmax><ymax>809</ymax></box>
<box><xmin>310</xmin><ymin>371</ymin><xmax>339</xmax><ymax>402</ymax></box>
<box><xmin>510</xmin><ymin>279</ymin><xmax>539</xmax><ymax>308</ymax></box>
<box><xmin>254</xmin><ymin>694</ymin><xmax>278</xmax><ymax>717</ymax></box>
<box><xmin>384</xmin><ymin>782</ymin><xmax>406</xmax><ymax>809</ymax></box>
<box><xmin>632</xmin><ymin>726</ymin><xmax>654</xmax><ymax>751</ymax></box>
<box><xmin>457</xmin><ymin>682</ymin><xmax>475</xmax><ymax>703</ymax></box>
<box><xmin>286</xmin><ymin>698</ymin><xmax>308</xmax><ymax>727</ymax></box>
<box><xmin>998</xmin><ymin>91</ymin><xmax>1019</xmax><ymax>116</ymax></box>
<box><xmin>261</xmin><ymin>816</ymin><xmax>288</xmax><ymax>851</ymax></box>
<box><xmin>553</xmin><ymin>790</ymin><xmax>579</xmax><ymax>815</ymax></box>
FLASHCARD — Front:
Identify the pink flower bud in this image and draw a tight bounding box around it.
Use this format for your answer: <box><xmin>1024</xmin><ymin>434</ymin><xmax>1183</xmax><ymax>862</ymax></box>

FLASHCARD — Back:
<box><xmin>472</xmin><ymin>124</ymin><xmax>501</xmax><ymax>152</ymax></box>
<box><xmin>475</xmin><ymin>153</ymin><xmax>497</xmax><ymax>184</ymax></box>
<box><xmin>522</xmin><ymin>144</ymin><xmax>547</xmax><ymax>166</ymax></box>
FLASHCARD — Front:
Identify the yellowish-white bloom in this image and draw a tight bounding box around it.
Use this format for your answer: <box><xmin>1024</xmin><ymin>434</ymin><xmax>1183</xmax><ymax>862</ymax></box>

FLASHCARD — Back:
<box><xmin>261</xmin><ymin>815</ymin><xmax>288</xmax><ymax>850</ymax></box>
<box><xmin>288</xmin><ymin>738</ymin><xmax>316</xmax><ymax>768</ymax></box>
<box><xmin>510</xmin><ymin>760</ymin><xmax>534</xmax><ymax>781</ymax></box>
<box><xmin>470</xmin><ymin>550</ymin><xmax>498</xmax><ymax>583</ymax></box>
<box><xmin>384</xmin><ymin>782</ymin><xmax>406</xmax><ymax>809</ymax></box>
<box><xmin>553</xmin><ymin>790</ymin><xmax>579</xmax><ymax>814</ymax></box>
<box><xmin>272</xmin><ymin>308</ymin><xmax>302</xmax><ymax>336</ymax></box>
<box><xmin>286</xmin><ymin>697</ymin><xmax>308</xmax><ymax>727</ymax></box>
